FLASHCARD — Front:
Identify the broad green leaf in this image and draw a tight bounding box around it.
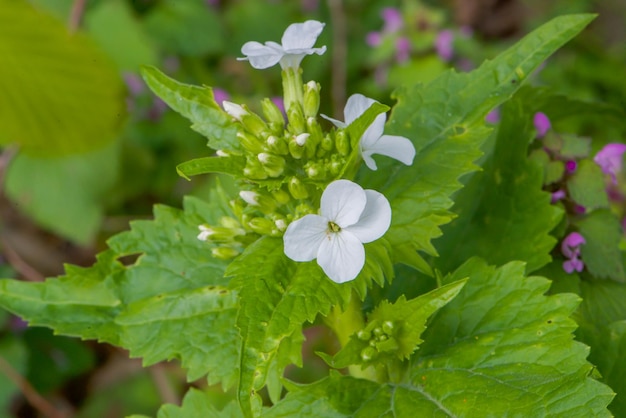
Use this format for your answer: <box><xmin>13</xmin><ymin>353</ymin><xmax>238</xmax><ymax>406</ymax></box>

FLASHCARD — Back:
<box><xmin>359</xmin><ymin>14</ymin><xmax>594</xmax><ymax>272</ymax></box>
<box><xmin>0</xmin><ymin>0</ymin><xmax>124</xmax><ymax>155</ymax></box>
<box><xmin>176</xmin><ymin>156</ymin><xmax>246</xmax><ymax>180</ymax></box>
<box><xmin>154</xmin><ymin>389</ymin><xmax>243</xmax><ymax>418</ymax></box>
<box><xmin>4</xmin><ymin>142</ymin><xmax>120</xmax><ymax>244</ymax></box>
<box><xmin>143</xmin><ymin>0</ymin><xmax>224</xmax><ymax>57</ymax></box>
<box><xmin>577</xmin><ymin>209</ymin><xmax>625</xmax><ymax>282</ymax></box>
<box><xmin>567</xmin><ymin>160</ymin><xmax>609</xmax><ymax>209</ymax></box>
<box><xmin>141</xmin><ymin>66</ymin><xmax>240</xmax><ymax>152</ymax></box>
<box><xmin>434</xmin><ymin>97</ymin><xmax>562</xmax><ymax>274</ymax></box>
<box><xmin>591</xmin><ymin>321</ymin><xmax>626</xmax><ymax>416</ymax></box>
<box><xmin>0</xmin><ymin>195</ymin><xmax>240</xmax><ymax>388</ymax></box>
<box><xmin>266</xmin><ymin>259</ymin><xmax>614</xmax><ymax>417</ymax></box>
<box><xmin>85</xmin><ymin>0</ymin><xmax>158</xmax><ymax>71</ymax></box>
<box><xmin>330</xmin><ymin>280</ymin><xmax>467</xmax><ymax>369</ymax></box>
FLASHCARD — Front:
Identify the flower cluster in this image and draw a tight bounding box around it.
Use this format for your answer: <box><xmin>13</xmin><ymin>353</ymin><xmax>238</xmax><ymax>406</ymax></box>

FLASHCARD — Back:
<box><xmin>561</xmin><ymin>232</ymin><xmax>586</xmax><ymax>274</ymax></box>
<box><xmin>196</xmin><ymin>21</ymin><xmax>415</xmax><ymax>283</ymax></box>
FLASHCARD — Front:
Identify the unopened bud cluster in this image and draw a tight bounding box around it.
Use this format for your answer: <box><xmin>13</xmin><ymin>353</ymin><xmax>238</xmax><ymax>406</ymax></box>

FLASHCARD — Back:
<box><xmin>357</xmin><ymin>320</ymin><xmax>399</xmax><ymax>363</ymax></box>
<box><xmin>197</xmin><ymin>216</ymin><xmax>249</xmax><ymax>260</ymax></box>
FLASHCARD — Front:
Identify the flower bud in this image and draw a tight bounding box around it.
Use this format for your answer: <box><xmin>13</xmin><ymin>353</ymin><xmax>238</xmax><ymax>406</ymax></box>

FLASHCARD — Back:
<box><xmin>376</xmin><ymin>337</ymin><xmax>399</xmax><ymax>353</ymax></box>
<box><xmin>306</xmin><ymin>117</ymin><xmax>323</xmax><ymax>157</ymax></box>
<box><xmin>288</xmin><ymin>177</ymin><xmax>309</xmax><ymax>199</ymax></box>
<box><xmin>237</xmin><ymin>131</ymin><xmax>265</xmax><ymax>154</ymax></box>
<box><xmin>360</xmin><ymin>347</ymin><xmax>377</xmax><ymax>362</ymax></box>
<box><xmin>261</xmin><ymin>97</ymin><xmax>285</xmax><ymax>128</ymax></box>
<box><xmin>222</xmin><ymin>101</ymin><xmax>248</xmax><ymax>120</ymax></box>
<box><xmin>272</xmin><ymin>189</ymin><xmax>291</xmax><ymax>205</ymax></box>
<box><xmin>287</xmin><ymin>104</ymin><xmax>306</xmax><ymax>134</ymax></box>
<box><xmin>320</xmin><ymin>134</ymin><xmax>334</xmax><ymax>152</ymax></box>
<box><xmin>382</xmin><ymin>321</ymin><xmax>394</xmax><ymax>335</ymax></box>
<box><xmin>258</xmin><ymin>152</ymin><xmax>285</xmax><ymax>177</ymax></box>
<box><xmin>212</xmin><ymin>246</ymin><xmax>240</xmax><ymax>260</ymax></box>
<box><xmin>239</xmin><ymin>190</ymin><xmax>277</xmax><ymax>214</ymax></box>
<box><xmin>303</xmin><ymin>81</ymin><xmax>320</xmax><ymax>118</ymax></box>
<box><xmin>241</xmin><ymin>110</ymin><xmax>270</xmax><ymax>138</ymax></box>
<box><xmin>288</xmin><ymin>135</ymin><xmax>306</xmax><ymax>159</ymax></box>
<box><xmin>266</xmin><ymin>135</ymin><xmax>289</xmax><ymax>155</ymax></box>
<box><xmin>335</xmin><ymin>130</ymin><xmax>350</xmax><ymax>156</ymax></box>
<box><xmin>295</xmin><ymin>203</ymin><xmax>315</xmax><ymax>218</ymax></box>
<box><xmin>373</xmin><ymin>327</ymin><xmax>383</xmax><ymax>337</ymax></box>
<box><xmin>274</xmin><ymin>217</ymin><xmax>287</xmax><ymax>232</ymax></box>
<box><xmin>243</xmin><ymin>156</ymin><xmax>268</xmax><ymax>180</ymax></box>
<box><xmin>305</xmin><ymin>162</ymin><xmax>326</xmax><ymax>180</ymax></box>
<box><xmin>357</xmin><ymin>329</ymin><xmax>371</xmax><ymax>341</ymax></box>
<box><xmin>248</xmin><ymin>217</ymin><xmax>275</xmax><ymax>235</ymax></box>
<box><xmin>328</xmin><ymin>156</ymin><xmax>343</xmax><ymax>176</ymax></box>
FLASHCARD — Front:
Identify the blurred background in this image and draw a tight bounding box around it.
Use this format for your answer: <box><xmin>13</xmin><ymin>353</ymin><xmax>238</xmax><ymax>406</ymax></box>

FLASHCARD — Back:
<box><xmin>0</xmin><ymin>0</ymin><xmax>625</xmax><ymax>416</ymax></box>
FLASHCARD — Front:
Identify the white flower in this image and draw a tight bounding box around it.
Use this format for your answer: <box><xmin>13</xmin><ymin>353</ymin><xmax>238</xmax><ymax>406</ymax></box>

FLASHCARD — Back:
<box><xmin>222</xmin><ymin>101</ymin><xmax>248</xmax><ymax>120</ymax></box>
<box><xmin>197</xmin><ymin>225</ymin><xmax>213</xmax><ymax>241</ymax></box>
<box><xmin>323</xmin><ymin>94</ymin><xmax>416</xmax><ymax>170</ymax></box>
<box><xmin>283</xmin><ymin>179</ymin><xmax>391</xmax><ymax>283</ymax></box>
<box><xmin>238</xmin><ymin>20</ymin><xmax>327</xmax><ymax>70</ymax></box>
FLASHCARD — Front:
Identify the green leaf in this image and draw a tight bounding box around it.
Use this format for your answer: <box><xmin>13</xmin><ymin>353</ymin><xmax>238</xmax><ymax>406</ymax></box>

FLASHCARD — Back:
<box><xmin>266</xmin><ymin>259</ymin><xmax>614</xmax><ymax>417</ymax></box>
<box><xmin>143</xmin><ymin>0</ymin><xmax>223</xmax><ymax>57</ymax></box>
<box><xmin>359</xmin><ymin>14</ymin><xmax>594</xmax><ymax>272</ymax></box>
<box><xmin>141</xmin><ymin>66</ymin><xmax>240</xmax><ymax>151</ymax></box>
<box><xmin>0</xmin><ymin>194</ymin><xmax>240</xmax><ymax>388</ymax></box>
<box><xmin>226</xmin><ymin>237</ymin><xmax>355</xmax><ymax>417</ymax></box>
<box><xmin>176</xmin><ymin>156</ymin><xmax>246</xmax><ymax>180</ymax></box>
<box><xmin>434</xmin><ymin>97</ymin><xmax>562</xmax><ymax>274</ymax></box>
<box><xmin>4</xmin><ymin>142</ymin><xmax>120</xmax><ymax>244</ymax></box>
<box><xmin>330</xmin><ymin>280</ymin><xmax>467</xmax><ymax>369</ymax></box>
<box><xmin>577</xmin><ymin>209</ymin><xmax>625</xmax><ymax>282</ymax></box>
<box><xmin>591</xmin><ymin>321</ymin><xmax>626</xmax><ymax>416</ymax></box>
<box><xmin>85</xmin><ymin>0</ymin><xmax>158</xmax><ymax>71</ymax></box>
<box><xmin>155</xmin><ymin>389</ymin><xmax>243</xmax><ymax>418</ymax></box>
<box><xmin>567</xmin><ymin>159</ymin><xmax>610</xmax><ymax>209</ymax></box>
<box><xmin>0</xmin><ymin>0</ymin><xmax>124</xmax><ymax>155</ymax></box>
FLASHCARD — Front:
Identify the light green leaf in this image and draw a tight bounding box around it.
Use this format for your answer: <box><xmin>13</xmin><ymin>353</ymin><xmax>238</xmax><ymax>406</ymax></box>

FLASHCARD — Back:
<box><xmin>591</xmin><ymin>321</ymin><xmax>626</xmax><ymax>416</ymax></box>
<box><xmin>330</xmin><ymin>280</ymin><xmax>467</xmax><ymax>369</ymax></box>
<box><xmin>266</xmin><ymin>259</ymin><xmax>614</xmax><ymax>417</ymax></box>
<box><xmin>0</xmin><ymin>194</ymin><xmax>240</xmax><ymax>388</ymax></box>
<box><xmin>85</xmin><ymin>0</ymin><xmax>158</xmax><ymax>71</ymax></box>
<box><xmin>4</xmin><ymin>142</ymin><xmax>120</xmax><ymax>244</ymax></box>
<box><xmin>567</xmin><ymin>160</ymin><xmax>610</xmax><ymax>209</ymax></box>
<box><xmin>434</xmin><ymin>97</ymin><xmax>562</xmax><ymax>274</ymax></box>
<box><xmin>577</xmin><ymin>209</ymin><xmax>625</xmax><ymax>282</ymax></box>
<box><xmin>176</xmin><ymin>156</ymin><xmax>246</xmax><ymax>180</ymax></box>
<box><xmin>155</xmin><ymin>389</ymin><xmax>243</xmax><ymax>418</ymax></box>
<box><xmin>141</xmin><ymin>66</ymin><xmax>240</xmax><ymax>152</ymax></box>
<box><xmin>359</xmin><ymin>14</ymin><xmax>594</xmax><ymax>272</ymax></box>
<box><xmin>0</xmin><ymin>0</ymin><xmax>124</xmax><ymax>155</ymax></box>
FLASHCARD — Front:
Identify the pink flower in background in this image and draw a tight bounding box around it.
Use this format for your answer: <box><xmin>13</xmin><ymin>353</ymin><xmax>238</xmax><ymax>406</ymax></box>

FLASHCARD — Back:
<box><xmin>301</xmin><ymin>0</ymin><xmax>319</xmax><ymax>12</ymax></box>
<box><xmin>565</xmin><ymin>160</ymin><xmax>577</xmax><ymax>173</ymax></box>
<box><xmin>594</xmin><ymin>143</ymin><xmax>626</xmax><ymax>184</ymax></box>
<box><xmin>366</xmin><ymin>31</ymin><xmax>382</xmax><ymax>47</ymax></box>
<box><xmin>271</xmin><ymin>96</ymin><xmax>286</xmax><ymax>116</ymax></box>
<box><xmin>551</xmin><ymin>189</ymin><xmax>566</xmax><ymax>203</ymax></box>
<box><xmin>485</xmin><ymin>108</ymin><xmax>500</xmax><ymax>124</ymax></box>
<box><xmin>435</xmin><ymin>30</ymin><xmax>454</xmax><ymax>62</ymax></box>
<box><xmin>395</xmin><ymin>37</ymin><xmax>411</xmax><ymax>63</ymax></box>
<box><xmin>561</xmin><ymin>232</ymin><xmax>586</xmax><ymax>274</ymax></box>
<box><xmin>533</xmin><ymin>112</ymin><xmax>551</xmax><ymax>138</ymax></box>
<box><xmin>381</xmin><ymin>7</ymin><xmax>403</xmax><ymax>33</ymax></box>
<box><xmin>213</xmin><ymin>88</ymin><xmax>230</xmax><ymax>106</ymax></box>
<box><xmin>123</xmin><ymin>72</ymin><xmax>144</xmax><ymax>96</ymax></box>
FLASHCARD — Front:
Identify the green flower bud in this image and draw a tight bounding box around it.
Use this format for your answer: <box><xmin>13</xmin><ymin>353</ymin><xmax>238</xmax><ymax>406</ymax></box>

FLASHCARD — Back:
<box><xmin>303</xmin><ymin>81</ymin><xmax>320</xmax><ymax>118</ymax></box>
<box><xmin>360</xmin><ymin>346</ymin><xmax>377</xmax><ymax>362</ymax></box>
<box><xmin>272</xmin><ymin>189</ymin><xmax>291</xmax><ymax>205</ymax></box>
<box><xmin>287</xmin><ymin>104</ymin><xmax>306</xmax><ymax>134</ymax></box>
<box><xmin>357</xmin><ymin>329</ymin><xmax>371</xmax><ymax>341</ymax></box>
<box><xmin>377</xmin><ymin>334</ymin><xmax>388</xmax><ymax>342</ymax></box>
<box><xmin>258</xmin><ymin>152</ymin><xmax>285</xmax><ymax>178</ymax></box>
<box><xmin>219</xmin><ymin>216</ymin><xmax>242</xmax><ymax>230</ymax></box>
<box><xmin>273</xmin><ymin>217</ymin><xmax>288</xmax><ymax>232</ymax></box>
<box><xmin>295</xmin><ymin>202</ymin><xmax>315</xmax><ymax>218</ymax></box>
<box><xmin>305</xmin><ymin>161</ymin><xmax>326</xmax><ymax>180</ymax></box>
<box><xmin>306</xmin><ymin>117</ymin><xmax>323</xmax><ymax>153</ymax></box>
<box><xmin>266</xmin><ymin>135</ymin><xmax>289</xmax><ymax>155</ymax></box>
<box><xmin>288</xmin><ymin>177</ymin><xmax>309</xmax><ymax>200</ymax></box>
<box><xmin>335</xmin><ymin>130</ymin><xmax>350</xmax><ymax>156</ymax></box>
<box><xmin>382</xmin><ymin>321</ymin><xmax>394</xmax><ymax>335</ymax></box>
<box><xmin>373</xmin><ymin>327</ymin><xmax>383</xmax><ymax>337</ymax></box>
<box><xmin>238</xmin><ymin>131</ymin><xmax>265</xmax><ymax>154</ymax></box>
<box><xmin>212</xmin><ymin>246</ymin><xmax>240</xmax><ymax>260</ymax></box>
<box><xmin>320</xmin><ymin>134</ymin><xmax>334</xmax><ymax>152</ymax></box>
<box><xmin>239</xmin><ymin>190</ymin><xmax>277</xmax><ymax>214</ymax></box>
<box><xmin>248</xmin><ymin>217</ymin><xmax>275</xmax><ymax>235</ymax></box>
<box><xmin>261</xmin><ymin>98</ymin><xmax>285</xmax><ymax>128</ymax></box>
<box><xmin>328</xmin><ymin>156</ymin><xmax>343</xmax><ymax>176</ymax></box>
<box><xmin>243</xmin><ymin>156</ymin><xmax>268</xmax><ymax>180</ymax></box>
<box><xmin>200</xmin><ymin>226</ymin><xmax>243</xmax><ymax>243</ymax></box>
<box><xmin>288</xmin><ymin>134</ymin><xmax>307</xmax><ymax>159</ymax></box>
<box><xmin>376</xmin><ymin>337</ymin><xmax>399</xmax><ymax>353</ymax></box>
<box><xmin>224</xmin><ymin>101</ymin><xmax>269</xmax><ymax>137</ymax></box>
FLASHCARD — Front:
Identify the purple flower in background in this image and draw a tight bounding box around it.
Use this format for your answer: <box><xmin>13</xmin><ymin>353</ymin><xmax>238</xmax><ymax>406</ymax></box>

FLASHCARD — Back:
<box><xmin>382</xmin><ymin>7</ymin><xmax>403</xmax><ymax>33</ymax></box>
<box><xmin>561</xmin><ymin>232</ymin><xmax>586</xmax><ymax>274</ymax></box>
<box><xmin>366</xmin><ymin>31</ymin><xmax>382</xmax><ymax>47</ymax></box>
<box><xmin>435</xmin><ymin>30</ymin><xmax>454</xmax><ymax>62</ymax></box>
<box><xmin>551</xmin><ymin>189</ymin><xmax>566</xmax><ymax>203</ymax></box>
<box><xmin>533</xmin><ymin>112</ymin><xmax>551</xmax><ymax>138</ymax></box>
<box><xmin>213</xmin><ymin>88</ymin><xmax>230</xmax><ymax>106</ymax></box>
<box><xmin>565</xmin><ymin>160</ymin><xmax>577</xmax><ymax>173</ymax></box>
<box><xmin>123</xmin><ymin>72</ymin><xmax>144</xmax><ymax>96</ymax></box>
<box><xmin>271</xmin><ymin>96</ymin><xmax>286</xmax><ymax>116</ymax></box>
<box><xmin>594</xmin><ymin>143</ymin><xmax>626</xmax><ymax>184</ymax></box>
<box><xmin>395</xmin><ymin>37</ymin><xmax>411</xmax><ymax>63</ymax></box>
<box><xmin>485</xmin><ymin>108</ymin><xmax>500</xmax><ymax>124</ymax></box>
<box><xmin>301</xmin><ymin>0</ymin><xmax>319</xmax><ymax>12</ymax></box>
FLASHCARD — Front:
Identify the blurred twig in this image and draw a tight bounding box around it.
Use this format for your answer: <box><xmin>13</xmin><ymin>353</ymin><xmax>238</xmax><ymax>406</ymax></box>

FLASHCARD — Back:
<box><xmin>327</xmin><ymin>0</ymin><xmax>347</xmax><ymax>118</ymax></box>
<box><xmin>149</xmin><ymin>363</ymin><xmax>180</xmax><ymax>405</ymax></box>
<box><xmin>68</xmin><ymin>0</ymin><xmax>87</xmax><ymax>33</ymax></box>
<box><xmin>0</xmin><ymin>354</ymin><xmax>71</xmax><ymax>418</ymax></box>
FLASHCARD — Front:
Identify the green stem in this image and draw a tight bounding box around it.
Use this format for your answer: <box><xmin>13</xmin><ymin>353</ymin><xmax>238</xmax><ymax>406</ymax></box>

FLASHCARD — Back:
<box><xmin>282</xmin><ymin>67</ymin><xmax>304</xmax><ymax>112</ymax></box>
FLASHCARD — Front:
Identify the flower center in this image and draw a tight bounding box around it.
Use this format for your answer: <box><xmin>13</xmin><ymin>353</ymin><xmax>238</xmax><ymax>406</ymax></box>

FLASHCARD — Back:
<box><xmin>328</xmin><ymin>221</ymin><xmax>341</xmax><ymax>233</ymax></box>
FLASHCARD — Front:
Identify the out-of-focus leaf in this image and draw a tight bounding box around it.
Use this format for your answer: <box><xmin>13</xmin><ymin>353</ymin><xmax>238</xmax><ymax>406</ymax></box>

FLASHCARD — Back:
<box><xmin>577</xmin><ymin>209</ymin><xmax>625</xmax><ymax>282</ymax></box>
<box><xmin>0</xmin><ymin>335</ymin><xmax>27</xmax><ymax>417</ymax></box>
<box><xmin>0</xmin><ymin>0</ymin><xmax>125</xmax><ymax>155</ymax></box>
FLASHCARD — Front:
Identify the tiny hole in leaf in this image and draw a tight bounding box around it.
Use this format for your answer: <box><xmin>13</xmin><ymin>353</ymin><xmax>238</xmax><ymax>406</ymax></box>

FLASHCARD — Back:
<box><xmin>116</xmin><ymin>253</ymin><xmax>142</xmax><ymax>266</ymax></box>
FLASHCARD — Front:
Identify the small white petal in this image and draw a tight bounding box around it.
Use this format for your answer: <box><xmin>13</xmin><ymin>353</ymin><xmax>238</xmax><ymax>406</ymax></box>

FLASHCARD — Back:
<box><xmin>320</xmin><ymin>113</ymin><xmax>347</xmax><ymax>128</ymax></box>
<box><xmin>320</xmin><ymin>180</ymin><xmax>366</xmax><ymax>227</ymax></box>
<box><xmin>282</xmin><ymin>20</ymin><xmax>325</xmax><ymax>51</ymax></box>
<box><xmin>317</xmin><ymin>231</ymin><xmax>365</xmax><ymax>283</ymax></box>
<box><xmin>222</xmin><ymin>101</ymin><xmax>248</xmax><ymax>120</ymax></box>
<box><xmin>359</xmin><ymin>113</ymin><xmax>386</xmax><ymax>149</ymax></box>
<box><xmin>344</xmin><ymin>190</ymin><xmax>391</xmax><ymax>243</ymax></box>
<box><xmin>239</xmin><ymin>191</ymin><xmax>259</xmax><ymax>206</ymax></box>
<box><xmin>344</xmin><ymin>94</ymin><xmax>378</xmax><ymax>125</ymax></box>
<box><xmin>295</xmin><ymin>133</ymin><xmax>309</xmax><ymax>146</ymax></box>
<box><xmin>283</xmin><ymin>214</ymin><xmax>328</xmax><ymax>262</ymax></box>
<box><xmin>239</xmin><ymin>41</ymin><xmax>285</xmax><ymax>69</ymax></box>
<box><xmin>361</xmin><ymin>134</ymin><xmax>416</xmax><ymax>170</ymax></box>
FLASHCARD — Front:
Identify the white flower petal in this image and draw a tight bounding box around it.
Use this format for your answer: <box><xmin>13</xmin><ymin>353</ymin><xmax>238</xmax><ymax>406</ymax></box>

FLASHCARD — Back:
<box><xmin>283</xmin><ymin>214</ymin><xmax>328</xmax><ymax>262</ymax></box>
<box><xmin>222</xmin><ymin>101</ymin><xmax>247</xmax><ymax>120</ymax></box>
<box><xmin>320</xmin><ymin>180</ymin><xmax>366</xmax><ymax>227</ymax></box>
<box><xmin>239</xmin><ymin>41</ymin><xmax>284</xmax><ymax>69</ymax></box>
<box><xmin>361</xmin><ymin>134</ymin><xmax>416</xmax><ymax>170</ymax></box>
<box><xmin>320</xmin><ymin>113</ymin><xmax>347</xmax><ymax>128</ymax></box>
<box><xmin>282</xmin><ymin>20</ymin><xmax>325</xmax><ymax>51</ymax></box>
<box><xmin>317</xmin><ymin>231</ymin><xmax>365</xmax><ymax>283</ymax></box>
<box><xmin>344</xmin><ymin>190</ymin><xmax>391</xmax><ymax>243</ymax></box>
<box><xmin>344</xmin><ymin>94</ymin><xmax>378</xmax><ymax>125</ymax></box>
<box><xmin>359</xmin><ymin>113</ymin><xmax>386</xmax><ymax>149</ymax></box>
